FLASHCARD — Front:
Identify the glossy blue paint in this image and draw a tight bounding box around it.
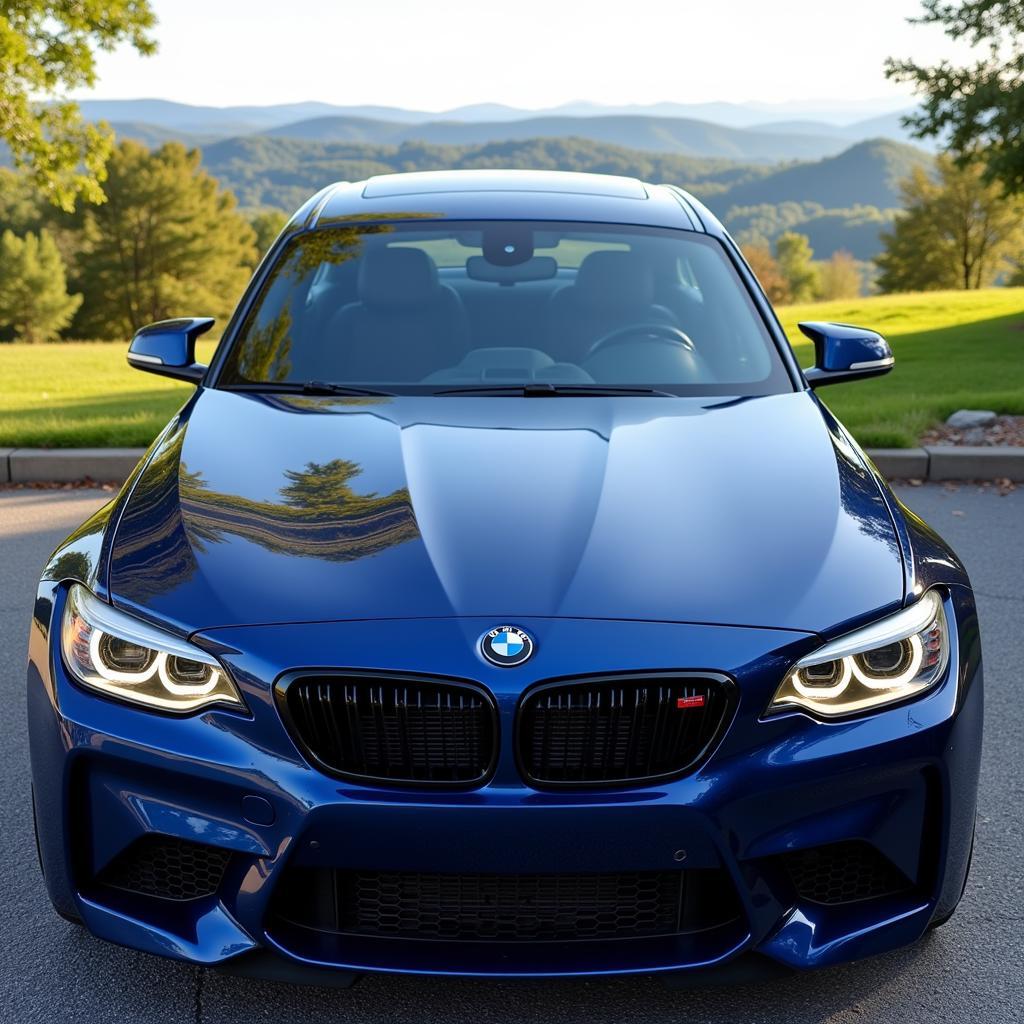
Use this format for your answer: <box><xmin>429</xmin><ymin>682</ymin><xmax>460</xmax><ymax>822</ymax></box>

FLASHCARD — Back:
<box><xmin>799</xmin><ymin>321</ymin><xmax>895</xmax><ymax>388</ymax></box>
<box><xmin>27</xmin><ymin>170</ymin><xmax>983</xmax><ymax>981</ymax></box>
<box><xmin>105</xmin><ymin>389</ymin><xmax>904</xmax><ymax>637</ymax></box>
<box><xmin>127</xmin><ymin>317</ymin><xmax>215</xmax><ymax>383</ymax></box>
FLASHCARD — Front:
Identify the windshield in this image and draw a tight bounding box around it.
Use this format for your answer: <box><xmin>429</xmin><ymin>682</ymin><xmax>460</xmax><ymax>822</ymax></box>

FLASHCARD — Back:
<box><xmin>217</xmin><ymin>220</ymin><xmax>792</xmax><ymax>395</ymax></box>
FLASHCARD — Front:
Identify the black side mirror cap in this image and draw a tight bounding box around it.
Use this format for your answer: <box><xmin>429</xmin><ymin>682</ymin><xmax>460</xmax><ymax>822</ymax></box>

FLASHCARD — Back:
<box><xmin>799</xmin><ymin>321</ymin><xmax>894</xmax><ymax>388</ymax></box>
<box><xmin>127</xmin><ymin>317</ymin><xmax>215</xmax><ymax>384</ymax></box>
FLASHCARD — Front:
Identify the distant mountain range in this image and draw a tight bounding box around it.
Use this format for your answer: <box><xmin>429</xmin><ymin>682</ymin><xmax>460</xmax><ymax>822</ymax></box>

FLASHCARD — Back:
<box><xmin>194</xmin><ymin>135</ymin><xmax>928</xmax><ymax>214</ymax></box>
<box><xmin>248</xmin><ymin>114</ymin><xmax>856</xmax><ymax>162</ymax></box>
<box><xmin>77</xmin><ymin>96</ymin><xmax>915</xmax><ymax>127</ymax></box>
<box><xmin>29</xmin><ymin>98</ymin><xmax>935</xmax><ymax>261</ymax></box>
<box><xmin>79</xmin><ymin>97</ymin><xmax>924</xmax><ymax>160</ymax></box>
<box><xmin>173</xmin><ymin>133</ymin><xmax>926</xmax><ymax>260</ymax></box>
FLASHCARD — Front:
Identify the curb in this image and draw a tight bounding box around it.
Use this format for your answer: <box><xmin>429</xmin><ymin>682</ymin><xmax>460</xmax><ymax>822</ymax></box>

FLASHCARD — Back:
<box><xmin>5</xmin><ymin>448</ymin><xmax>145</xmax><ymax>484</ymax></box>
<box><xmin>924</xmin><ymin>446</ymin><xmax>1024</xmax><ymax>481</ymax></box>
<box><xmin>868</xmin><ymin>446</ymin><xmax>1024</xmax><ymax>482</ymax></box>
<box><xmin>866</xmin><ymin>448</ymin><xmax>929</xmax><ymax>480</ymax></box>
<box><xmin>3</xmin><ymin>446</ymin><xmax>1024</xmax><ymax>486</ymax></box>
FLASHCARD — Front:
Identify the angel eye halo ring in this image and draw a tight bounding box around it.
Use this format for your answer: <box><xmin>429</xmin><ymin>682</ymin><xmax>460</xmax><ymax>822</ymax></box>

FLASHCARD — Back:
<box><xmin>769</xmin><ymin>590</ymin><xmax>949</xmax><ymax>719</ymax></box>
<box><xmin>61</xmin><ymin>584</ymin><xmax>244</xmax><ymax>713</ymax></box>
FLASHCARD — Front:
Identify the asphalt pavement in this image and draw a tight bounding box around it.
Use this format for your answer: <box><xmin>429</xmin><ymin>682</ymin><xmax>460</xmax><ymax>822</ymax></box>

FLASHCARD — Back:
<box><xmin>1</xmin><ymin>483</ymin><xmax>1021</xmax><ymax>1024</ymax></box>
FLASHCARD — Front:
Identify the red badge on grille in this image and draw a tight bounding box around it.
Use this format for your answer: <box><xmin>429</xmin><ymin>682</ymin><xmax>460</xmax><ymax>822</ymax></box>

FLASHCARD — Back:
<box><xmin>676</xmin><ymin>695</ymin><xmax>706</xmax><ymax>710</ymax></box>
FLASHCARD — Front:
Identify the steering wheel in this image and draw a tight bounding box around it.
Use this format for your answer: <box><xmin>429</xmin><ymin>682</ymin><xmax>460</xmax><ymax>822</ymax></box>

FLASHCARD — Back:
<box><xmin>586</xmin><ymin>323</ymin><xmax>696</xmax><ymax>358</ymax></box>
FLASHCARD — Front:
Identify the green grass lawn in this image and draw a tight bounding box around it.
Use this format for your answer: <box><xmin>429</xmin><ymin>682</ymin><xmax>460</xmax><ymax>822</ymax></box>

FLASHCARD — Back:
<box><xmin>0</xmin><ymin>339</ymin><xmax>220</xmax><ymax>449</ymax></box>
<box><xmin>1</xmin><ymin>288</ymin><xmax>1023</xmax><ymax>448</ymax></box>
<box><xmin>778</xmin><ymin>288</ymin><xmax>1024</xmax><ymax>447</ymax></box>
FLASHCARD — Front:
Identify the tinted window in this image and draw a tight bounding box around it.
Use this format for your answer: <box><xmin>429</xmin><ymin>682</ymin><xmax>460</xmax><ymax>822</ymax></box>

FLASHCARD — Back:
<box><xmin>218</xmin><ymin>221</ymin><xmax>791</xmax><ymax>395</ymax></box>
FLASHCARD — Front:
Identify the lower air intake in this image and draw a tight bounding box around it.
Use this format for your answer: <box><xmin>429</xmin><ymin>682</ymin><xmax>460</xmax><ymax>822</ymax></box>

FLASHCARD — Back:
<box><xmin>784</xmin><ymin>841</ymin><xmax>913</xmax><ymax>905</ymax></box>
<box><xmin>97</xmin><ymin>834</ymin><xmax>232</xmax><ymax>901</ymax></box>
<box><xmin>271</xmin><ymin>866</ymin><xmax>744</xmax><ymax>943</ymax></box>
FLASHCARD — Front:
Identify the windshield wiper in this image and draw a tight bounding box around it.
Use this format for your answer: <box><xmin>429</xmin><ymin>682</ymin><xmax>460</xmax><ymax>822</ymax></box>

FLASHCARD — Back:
<box><xmin>433</xmin><ymin>383</ymin><xmax>674</xmax><ymax>397</ymax></box>
<box><xmin>221</xmin><ymin>381</ymin><xmax>394</xmax><ymax>397</ymax></box>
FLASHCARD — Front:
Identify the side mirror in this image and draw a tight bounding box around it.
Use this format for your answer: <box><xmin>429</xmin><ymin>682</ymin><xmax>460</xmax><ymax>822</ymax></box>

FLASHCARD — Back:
<box><xmin>799</xmin><ymin>321</ymin><xmax>894</xmax><ymax>388</ymax></box>
<box><xmin>127</xmin><ymin>317</ymin><xmax>215</xmax><ymax>384</ymax></box>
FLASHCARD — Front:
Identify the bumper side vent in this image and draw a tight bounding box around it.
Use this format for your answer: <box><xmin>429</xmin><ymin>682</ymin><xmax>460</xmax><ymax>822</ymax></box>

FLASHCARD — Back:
<box><xmin>97</xmin><ymin>835</ymin><xmax>231</xmax><ymax>902</ymax></box>
<box><xmin>784</xmin><ymin>841</ymin><xmax>913</xmax><ymax>905</ymax></box>
<box><xmin>280</xmin><ymin>674</ymin><xmax>497</xmax><ymax>786</ymax></box>
<box><xmin>518</xmin><ymin>674</ymin><xmax>731</xmax><ymax>786</ymax></box>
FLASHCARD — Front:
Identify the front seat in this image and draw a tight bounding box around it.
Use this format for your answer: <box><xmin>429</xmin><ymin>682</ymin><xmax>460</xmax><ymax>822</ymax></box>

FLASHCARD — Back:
<box><xmin>325</xmin><ymin>247</ymin><xmax>470</xmax><ymax>381</ymax></box>
<box><xmin>543</xmin><ymin>250</ymin><xmax>677</xmax><ymax>364</ymax></box>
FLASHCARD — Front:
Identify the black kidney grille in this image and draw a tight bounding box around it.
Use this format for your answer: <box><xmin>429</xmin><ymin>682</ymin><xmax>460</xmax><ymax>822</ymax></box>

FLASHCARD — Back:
<box><xmin>284</xmin><ymin>676</ymin><xmax>496</xmax><ymax>784</ymax></box>
<box><xmin>519</xmin><ymin>676</ymin><xmax>730</xmax><ymax>785</ymax></box>
<box><xmin>97</xmin><ymin>835</ymin><xmax>231</xmax><ymax>901</ymax></box>
<box><xmin>784</xmin><ymin>841</ymin><xmax>913</xmax><ymax>905</ymax></box>
<box><xmin>340</xmin><ymin>870</ymin><xmax>683</xmax><ymax>941</ymax></box>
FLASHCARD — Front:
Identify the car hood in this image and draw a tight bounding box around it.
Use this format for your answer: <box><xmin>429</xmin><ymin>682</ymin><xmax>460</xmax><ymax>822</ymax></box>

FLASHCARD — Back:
<box><xmin>107</xmin><ymin>389</ymin><xmax>904</xmax><ymax>635</ymax></box>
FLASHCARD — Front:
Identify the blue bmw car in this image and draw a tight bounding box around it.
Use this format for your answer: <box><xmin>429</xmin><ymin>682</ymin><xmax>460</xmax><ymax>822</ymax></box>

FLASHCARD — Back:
<box><xmin>28</xmin><ymin>170</ymin><xmax>982</xmax><ymax>984</ymax></box>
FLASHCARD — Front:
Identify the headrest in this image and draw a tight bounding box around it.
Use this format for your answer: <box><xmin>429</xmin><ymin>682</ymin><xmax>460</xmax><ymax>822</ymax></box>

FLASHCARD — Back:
<box><xmin>358</xmin><ymin>247</ymin><xmax>440</xmax><ymax>307</ymax></box>
<box><xmin>573</xmin><ymin>251</ymin><xmax>654</xmax><ymax>309</ymax></box>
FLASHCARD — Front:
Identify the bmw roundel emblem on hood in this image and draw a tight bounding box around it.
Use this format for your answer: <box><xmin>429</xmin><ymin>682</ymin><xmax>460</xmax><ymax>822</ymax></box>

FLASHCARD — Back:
<box><xmin>481</xmin><ymin>625</ymin><xmax>534</xmax><ymax>667</ymax></box>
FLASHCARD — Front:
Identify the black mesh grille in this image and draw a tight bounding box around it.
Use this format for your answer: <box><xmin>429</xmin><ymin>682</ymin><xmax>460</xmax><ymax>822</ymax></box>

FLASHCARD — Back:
<box><xmin>784</xmin><ymin>842</ymin><xmax>912</xmax><ymax>905</ymax></box>
<box><xmin>282</xmin><ymin>675</ymin><xmax>497</xmax><ymax>785</ymax></box>
<box><xmin>97</xmin><ymin>835</ymin><xmax>231</xmax><ymax>901</ymax></box>
<box><xmin>518</xmin><ymin>675</ymin><xmax>730</xmax><ymax>785</ymax></box>
<box><xmin>343</xmin><ymin>871</ymin><xmax>682</xmax><ymax>940</ymax></box>
<box><xmin>275</xmin><ymin>869</ymin><xmax>691</xmax><ymax>941</ymax></box>
<box><xmin>271</xmin><ymin>866</ymin><xmax>745</xmax><ymax>944</ymax></box>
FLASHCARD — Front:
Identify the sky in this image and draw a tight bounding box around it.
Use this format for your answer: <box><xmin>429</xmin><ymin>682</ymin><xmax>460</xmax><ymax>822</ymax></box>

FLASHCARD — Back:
<box><xmin>72</xmin><ymin>0</ymin><xmax>965</xmax><ymax>113</ymax></box>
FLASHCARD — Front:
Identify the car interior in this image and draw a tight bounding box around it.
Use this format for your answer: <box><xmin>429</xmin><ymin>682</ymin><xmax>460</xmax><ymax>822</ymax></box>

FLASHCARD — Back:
<box><xmin>226</xmin><ymin>223</ymin><xmax>782</xmax><ymax>390</ymax></box>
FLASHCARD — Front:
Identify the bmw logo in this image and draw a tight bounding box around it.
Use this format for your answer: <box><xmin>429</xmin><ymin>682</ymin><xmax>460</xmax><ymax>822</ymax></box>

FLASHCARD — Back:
<box><xmin>481</xmin><ymin>625</ymin><xmax>534</xmax><ymax>667</ymax></box>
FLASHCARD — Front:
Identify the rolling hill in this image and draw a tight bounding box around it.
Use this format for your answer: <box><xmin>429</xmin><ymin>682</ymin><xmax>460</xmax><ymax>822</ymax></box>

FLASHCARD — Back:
<box><xmin>198</xmin><ymin>134</ymin><xmax>775</xmax><ymax>213</ymax></box>
<box><xmin>261</xmin><ymin>113</ymin><xmax>847</xmax><ymax>161</ymax></box>
<box><xmin>78</xmin><ymin>97</ymin><xmax>922</xmax><ymax>166</ymax></box>
<box><xmin>192</xmin><ymin>133</ymin><xmax>929</xmax><ymax>260</ymax></box>
<box><xmin>715</xmin><ymin>139</ymin><xmax>931</xmax><ymax>210</ymax></box>
<box><xmin>14</xmin><ymin>100</ymin><xmax>937</xmax><ymax>262</ymax></box>
<box><xmin>76</xmin><ymin>97</ymin><xmax>915</xmax><ymax>131</ymax></box>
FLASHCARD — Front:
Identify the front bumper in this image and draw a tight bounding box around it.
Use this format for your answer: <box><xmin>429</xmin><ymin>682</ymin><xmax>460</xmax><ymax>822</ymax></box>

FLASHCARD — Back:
<box><xmin>28</xmin><ymin>586</ymin><xmax>982</xmax><ymax>979</ymax></box>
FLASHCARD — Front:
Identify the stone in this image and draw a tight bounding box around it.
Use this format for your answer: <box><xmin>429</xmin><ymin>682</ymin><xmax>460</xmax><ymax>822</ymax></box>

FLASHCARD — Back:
<box><xmin>945</xmin><ymin>409</ymin><xmax>997</xmax><ymax>429</ymax></box>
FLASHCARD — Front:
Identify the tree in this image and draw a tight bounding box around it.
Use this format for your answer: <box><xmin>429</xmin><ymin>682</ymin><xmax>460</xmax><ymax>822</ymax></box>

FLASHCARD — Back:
<box><xmin>775</xmin><ymin>232</ymin><xmax>821</xmax><ymax>303</ymax></box>
<box><xmin>250</xmin><ymin>209</ymin><xmax>289</xmax><ymax>255</ymax></box>
<box><xmin>0</xmin><ymin>167</ymin><xmax>85</xmax><ymax>272</ymax></box>
<box><xmin>0</xmin><ymin>2</ymin><xmax>156</xmax><ymax>210</ymax></box>
<box><xmin>0</xmin><ymin>168</ymin><xmax>42</xmax><ymax>234</ymax></box>
<box><xmin>743</xmin><ymin>244</ymin><xmax>791</xmax><ymax>304</ymax></box>
<box><xmin>886</xmin><ymin>2</ymin><xmax>1024</xmax><ymax>192</ymax></box>
<box><xmin>74</xmin><ymin>141</ymin><xmax>258</xmax><ymax>338</ymax></box>
<box><xmin>818</xmin><ymin>250</ymin><xmax>863</xmax><ymax>300</ymax></box>
<box><xmin>0</xmin><ymin>229</ymin><xmax>82</xmax><ymax>341</ymax></box>
<box><xmin>876</xmin><ymin>155</ymin><xmax>1024</xmax><ymax>292</ymax></box>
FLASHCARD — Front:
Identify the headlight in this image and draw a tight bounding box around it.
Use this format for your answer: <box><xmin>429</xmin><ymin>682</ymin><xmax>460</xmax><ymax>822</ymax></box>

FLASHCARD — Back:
<box><xmin>61</xmin><ymin>584</ymin><xmax>245</xmax><ymax>713</ymax></box>
<box><xmin>769</xmin><ymin>590</ymin><xmax>949</xmax><ymax>719</ymax></box>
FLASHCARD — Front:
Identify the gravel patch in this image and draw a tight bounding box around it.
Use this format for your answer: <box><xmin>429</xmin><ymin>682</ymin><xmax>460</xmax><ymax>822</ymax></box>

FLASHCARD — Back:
<box><xmin>921</xmin><ymin>415</ymin><xmax>1024</xmax><ymax>448</ymax></box>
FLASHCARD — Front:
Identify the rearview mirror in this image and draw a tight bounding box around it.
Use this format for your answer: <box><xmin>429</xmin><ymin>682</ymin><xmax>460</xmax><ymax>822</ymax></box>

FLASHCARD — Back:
<box><xmin>799</xmin><ymin>321</ymin><xmax>894</xmax><ymax>388</ymax></box>
<box><xmin>127</xmin><ymin>317</ymin><xmax>215</xmax><ymax>384</ymax></box>
<box><xmin>466</xmin><ymin>255</ymin><xmax>557</xmax><ymax>284</ymax></box>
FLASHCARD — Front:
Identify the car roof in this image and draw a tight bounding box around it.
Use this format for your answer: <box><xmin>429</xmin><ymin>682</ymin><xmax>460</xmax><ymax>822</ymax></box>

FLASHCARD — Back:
<box><xmin>291</xmin><ymin>169</ymin><xmax>725</xmax><ymax>237</ymax></box>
